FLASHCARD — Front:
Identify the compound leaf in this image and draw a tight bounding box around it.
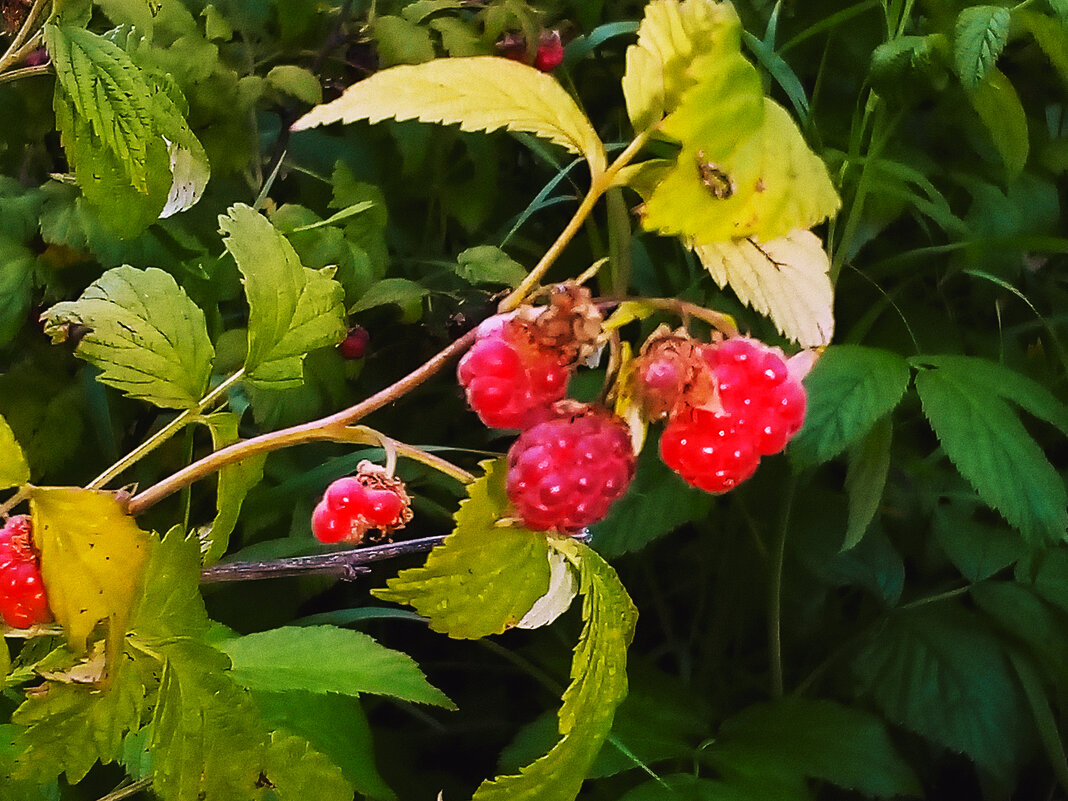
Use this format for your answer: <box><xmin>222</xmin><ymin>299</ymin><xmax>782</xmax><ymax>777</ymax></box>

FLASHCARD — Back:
<box><xmin>29</xmin><ymin>487</ymin><xmax>151</xmax><ymax>655</ymax></box>
<box><xmin>791</xmin><ymin>346</ymin><xmax>911</xmax><ymax>468</ymax></box>
<box><xmin>853</xmin><ymin>604</ymin><xmax>1031</xmax><ymax>782</ymax></box>
<box><xmin>914</xmin><ymin>361</ymin><xmax>1066</xmax><ymax>545</ymax></box>
<box><xmin>219</xmin><ymin>204</ymin><xmax>347</xmax><ymax>390</ymax></box>
<box><xmin>471</xmin><ymin>538</ymin><xmax>637</xmax><ymax>801</ymax></box>
<box><xmin>0</xmin><ymin>413</ymin><xmax>29</xmax><ymax>489</ymax></box>
<box><xmin>954</xmin><ymin>6</ymin><xmax>1011</xmax><ymax>89</ymax></box>
<box><xmin>642</xmin><ymin>96</ymin><xmax>839</xmax><ymax>244</ymax></box>
<box><xmin>218</xmin><ymin>625</ymin><xmax>454</xmax><ymax>708</ymax></box>
<box><xmin>693</xmin><ymin>230</ymin><xmax>834</xmax><ymax>347</ymax></box>
<box><xmin>291</xmin><ymin>57</ymin><xmax>606</xmax><ymax>176</ymax></box>
<box><xmin>41</xmin><ymin>266</ymin><xmax>215</xmax><ymax>409</ymax></box>
<box><xmin>374</xmin><ymin>459</ymin><xmax>553</xmax><ymax>638</ymax></box>
<box><xmin>621</xmin><ymin>0</ymin><xmax>746</xmax><ymax>131</ymax></box>
<box><xmin>704</xmin><ymin>698</ymin><xmax>920</xmax><ymax>797</ymax></box>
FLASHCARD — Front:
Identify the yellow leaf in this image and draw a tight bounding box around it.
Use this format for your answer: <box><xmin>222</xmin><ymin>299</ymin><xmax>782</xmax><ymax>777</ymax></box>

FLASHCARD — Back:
<box><xmin>694</xmin><ymin>230</ymin><xmax>835</xmax><ymax>348</ymax></box>
<box><xmin>0</xmin><ymin>413</ymin><xmax>29</xmax><ymax>489</ymax></box>
<box><xmin>642</xmin><ymin>98</ymin><xmax>840</xmax><ymax>243</ymax></box>
<box><xmin>30</xmin><ymin>487</ymin><xmax>151</xmax><ymax>657</ymax></box>
<box><xmin>622</xmin><ymin>0</ymin><xmax>743</xmax><ymax>132</ymax></box>
<box><xmin>291</xmin><ymin>56</ymin><xmax>606</xmax><ymax>176</ymax></box>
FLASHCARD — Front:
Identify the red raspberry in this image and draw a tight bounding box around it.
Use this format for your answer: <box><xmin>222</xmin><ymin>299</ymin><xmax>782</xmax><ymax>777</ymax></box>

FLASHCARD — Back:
<box><xmin>457</xmin><ymin>316</ymin><xmax>571</xmax><ymax>430</ymax></box>
<box><xmin>0</xmin><ymin>515</ymin><xmax>51</xmax><ymax>629</ymax></box>
<box><xmin>311</xmin><ymin>467</ymin><xmax>412</xmax><ymax>545</ymax></box>
<box><xmin>338</xmin><ymin>326</ymin><xmax>370</xmax><ymax>359</ymax></box>
<box><xmin>534</xmin><ymin>31</ymin><xmax>565</xmax><ymax>72</ymax></box>
<box><xmin>702</xmin><ymin>337</ymin><xmax>807</xmax><ymax>456</ymax></box>
<box><xmin>659</xmin><ymin>407</ymin><xmax>760</xmax><ymax>494</ymax></box>
<box><xmin>506</xmin><ymin>405</ymin><xmax>635</xmax><ymax>533</ymax></box>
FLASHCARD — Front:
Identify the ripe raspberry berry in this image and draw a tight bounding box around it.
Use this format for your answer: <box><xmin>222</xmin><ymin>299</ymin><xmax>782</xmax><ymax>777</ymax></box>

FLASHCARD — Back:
<box><xmin>338</xmin><ymin>325</ymin><xmax>370</xmax><ymax>359</ymax></box>
<box><xmin>0</xmin><ymin>515</ymin><xmax>51</xmax><ymax>629</ymax></box>
<box><xmin>506</xmin><ymin>404</ymin><xmax>635</xmax><ymax>533</ymax></box>
<box><xmin>311</xmin><ymin>464</ymin><xmax>412</xmax><ymax>545</ymax></box>
<box><xmin>457</xmin><ymin>316</ymin><xmax>571</xmax><ymax>430</ymax></box>
<box><xmin>659</xmin><ymin>407</ymin><xmax>760</xmax><ymax>494</ymax></box>
<box><xmin>534</xmin><ymin>30</ymin><xmax>565</xmax><ymax>72</ymax></box>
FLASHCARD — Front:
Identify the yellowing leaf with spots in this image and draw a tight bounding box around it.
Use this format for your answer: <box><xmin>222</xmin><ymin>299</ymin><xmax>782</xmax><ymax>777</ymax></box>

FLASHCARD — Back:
<box><xmin>0</xmin><ymin>413</ymin><xmax>29</xmax><ymax>490</ymax></box>
<box><xmin>29</xmin><ymin>488</ymin><xmax>151</xmax><ymax>657</ymax></box>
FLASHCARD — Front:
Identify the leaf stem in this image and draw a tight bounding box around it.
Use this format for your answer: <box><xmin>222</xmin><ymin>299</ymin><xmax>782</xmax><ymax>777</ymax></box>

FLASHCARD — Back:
<box><xmin>768</xmin><ymin>475</ymin><xmax>796</xmax><ymax>699</ymax></box>
<box><xmin>88</xmin><ymin>369</ymin><xmax>246</xmax><ymax>490</ymax></box>
<box><xmin>635</xmin><ymin>298</ymin><xmax>740</xmax><ymax>336</ymax></box>
<box><xmin>0</xmin><ymin>486</ymin><xmax>30</xmax><ymax>518</ymax></box>
<box><xmin>498</xmin><ymin>131</ymin><xmax>651</xmax><ymax>312</ymax></box>
<box><xmin>127</xmin><ymin>330</ymin><xmax>478</xmax><ymax>516</ymax></box>
<box><xmin>94</xmin><ymin>778</ymin><xmax>153</xmax><ymax>801</ymax></box>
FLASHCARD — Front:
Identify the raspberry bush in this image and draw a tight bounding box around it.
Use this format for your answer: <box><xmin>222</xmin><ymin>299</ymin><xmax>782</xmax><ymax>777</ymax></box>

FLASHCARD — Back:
<box><xmin>0</xmin><ymin>0</ymin><xmax>1065</xmax><ymax>800</ymax></box>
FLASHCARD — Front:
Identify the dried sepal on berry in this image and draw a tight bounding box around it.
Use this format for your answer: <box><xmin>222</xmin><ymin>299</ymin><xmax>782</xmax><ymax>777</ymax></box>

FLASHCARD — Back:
<box><xmin>630</xmin><ymin>327</ymin><xmax>716</xmax><ymax>420</ymax></box>
<box><xmin>515</xmin><ymin>283</ymin><xmax>604</xmax><ymax>366</ymax></box>
<box><xmin>312</xmin><ymin>461</ymin><xmax>413</xmax><ymax>545</ymax></box>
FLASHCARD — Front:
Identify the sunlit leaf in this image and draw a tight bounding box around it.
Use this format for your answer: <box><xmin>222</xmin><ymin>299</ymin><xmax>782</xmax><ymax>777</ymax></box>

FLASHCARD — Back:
<box><xmin>262</xmin><ymin>733</ymin><xmax>353</xmax><ymax>801</ymax></box>
<box><xmin>197</xmin><ymin>413</ymin><xmax>265</xmax><ymax>566</ymax></box>
<box><xmin>30</xmin><ymin>487</ymin><xmax>151</xmax><ymax>655</ymax></box>
<box><xmin>0</xmin><ymin>413</ymin><xmax>29</xmax><ymax>490</ymax></box>
<box><xmin>374</xmin><ymin>459</ymin><xmax>553</xmax><ymax>638</ymax></box>
<box><xmin>621</xmin><ymin>0</ymin><xmax>745</xmax><ymax>131</ymax></box>
<box><xmin>642</xmin><ymin>97</ymin><xmax>840</xmax><ymax>244</ymax></box>
<box><xmin>219</xmin><ymin>204</ymin><xmax>347</xmax><ymax>390</ymax></box>
<box><xmin>471</xmin><ymin>538</ymin><xmax>637</xmax><ymax>801</ymax></box>
<box><xmin>291</xmin><ymin>57</ymin><xmax>606</xmax><ymax>175</ymax></box>
<box><xmin>218</xmin><ymin>625</ymin><xmax>455</xmax><ymax>708</ymax></box>
<box><xmin>693</xmin><ymin>230</ymin><xmax>834</xmax><ymax>347</ymax></box>
<box><xmin>41</xmin><ymin>266</ymin><xmax>215</xmax><ymax>409</ymax></box>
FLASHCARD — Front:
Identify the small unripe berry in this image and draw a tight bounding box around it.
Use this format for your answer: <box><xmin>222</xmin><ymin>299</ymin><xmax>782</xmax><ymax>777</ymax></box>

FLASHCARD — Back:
<box><xmin>338</xmin><ymin>326</ymin><xmax>370</xmax><ymax>359</ymax></box>
<box><xmin>534</xmin><ymin>30</ymin><xmax>565</xmax><ymax>72</ymax></box>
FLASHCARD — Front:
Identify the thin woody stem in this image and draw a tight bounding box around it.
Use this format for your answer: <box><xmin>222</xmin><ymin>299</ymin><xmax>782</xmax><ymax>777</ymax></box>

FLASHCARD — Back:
<box><xmin>498</xmin><ymin>131</ymin><xmax>651</xmax><ymax>313</ymax></box>
<box><xmin>127</xmin><ymin>329</ymin><xmax>478</xmax><ymax>516</ymax></box>
<box><xmin>636</xmin><ymin>298</ymin><xmax>741</xmax><ymax>337</ymax></box>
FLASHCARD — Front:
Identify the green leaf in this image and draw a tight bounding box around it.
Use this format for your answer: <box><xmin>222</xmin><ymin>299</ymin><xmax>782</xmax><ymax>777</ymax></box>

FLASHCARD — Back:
<box><xmin>971</xmin><ymin>581</ymin><xmax>1068</xmax><ymax>681</ymax></box>
<box><xmin>914</xmin><ymin>362</ymin><xmax>1067</xmax><ymax>545</ymax></box>
<box><xmin>703</xmin><ymin>698</ymin><xmax>920</xmax><ymax>797</ymax></box>
<box><xmin>217</xmin><ymin>625</ymin><xmax>455</xmax><ymax>708</ymax></box>
<box><xmin>642</xmin><ymin>95</ymin><xmax>840</xmax><ymax>244</ymax></box>
<box><xmin>592</xmin><ymin>442</ymin><xmax>712</xmax><ymax>557</ymax></box>
<box><xmin>266</xmin><ymin>65</ymin><xmax>322</xmax><ymax>105</ymax></box>
<box><xmin>791</xmin><ymin>346</ymin><xmax>911</xmax><ymax>468</ymax></box>
<box><xmin>954</xmin><ymin>6</ymin><xmax>1011</xmax><ymax>89</ymax></box>
<box><xmin>350</xmin><ymin>277</ymin><xmax>428</xmax><ymax>315</ymax></box>
<box><xmin>0</xmin><ymin>239</ymin><xmax>34</xmax><ymax>346</ymax></box>
<box><xmin>130</xmin><ymin>528</ymin><xmax>212</xmax><ymax>640</ymax></box>
<box><xmin>262</xmin><ymin>732</ymin><xmax>353</xmax><ymax>801</ymax></box>
<box><xmin>933</xmin><ymin>505</ymin><xmax>1026</xmax><ymax>583</ymax></box>
<box><xmin>0</xmin><ymin>413</ymin><xmax>29</xmax><ymax>490</ymax></box>
<box><xmin>292</xmin><ymin>57</ymin><xmax>607</xmax><ymax>176</ymax></box>
<box><xmin>30</xmin><ymin>487</ymin><xmax>152</xmax><ymax>655</ymax></box>
<box><xmin>0</xmin><ymin>725</ymin><xmax>59</xmax><ymax>801</ymax></box>
<box><xmin>198</xmin><ymin>412</ymin><xmax>266</xmax><ymax>566</ymax></box>
<box><xmin>693</xmin><ymin>230</ymin><xmax>834</xmax><ymax>347</ymax></box>
<box><xmin>1014</xmin><ymin>11</ymin><xmax>1068</xmax><ymax>89</ymax></box>
<box><xmin>255</xmin><ymin>691</ymin><xmax>397</xmax><ymax>801</ymax></box>
<box><xmin>619</xmin><ymin>774</ymin><xmax>812</xmax><ymax>801</ymax></box>
<box><xmin>42</xmin><ymin>266</ymin><xmax>214</xmax><ymax>409</ymax></box>
<box><xmin>1006</xmin><ymin>650</ymin><xmax>1068</xmax><ymax>797</ymax></box>
<box><xmin>374</xmin><ymin>459</ymin><xmax>553</xmax><ymax>638</ymax></box>
<box><xmin>843</xmin><ymin>416</ymin><xmax>893</xmax><ymax>550</ymax></box>
<box><xmin>621</xmin><ymin>0</ymin><xmax>746</xmax><ymax>131</ymax></box>
<box><xmin>456</xmin><ymin>245</ymin><xmax>528</xmax><ymax>287</ymax></box>
<box><xmin>966</xmin><ymin>68</ymin><xmax>1029</xmax><ymax>177</ymax></box>
<box><xmin>870</xmin><ymin>34</ymin><xmax>951</xmax><ymax>86</ymax></box>
<box><xmin>852</xmin><ymin>605</ymin><xmax>1031</xmax><ymax>782</ymax></box>
<box><xmin>471</xmin><ymin>538</ymin><xmax>637</xmax><ymax>801</ymax></box>
<box><xmin>372</xmin><ymin>14</ymin><xmax>436</xmax><ymax>66</ymax></box>
<box><xmin>219</xmin><ymin>203</ymin><xmax>347</xmax><ymax>390</ymax></box>
<box><xmin>1027</xmin><ymin>549</ymin><xmax>1068</xmax><ymax>614</ymax></box>
<box><xmin>9</xmin><ymin>654</ymin><xmax>149</xmax><ymax>785</ymax></box>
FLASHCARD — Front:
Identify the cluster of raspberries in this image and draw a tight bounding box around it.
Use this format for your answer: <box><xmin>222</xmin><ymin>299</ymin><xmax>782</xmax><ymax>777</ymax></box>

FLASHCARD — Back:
<box><xmin>633</xmin><ymin>333</ymin><xmax>808</xmax><ymax>494</ymax></box>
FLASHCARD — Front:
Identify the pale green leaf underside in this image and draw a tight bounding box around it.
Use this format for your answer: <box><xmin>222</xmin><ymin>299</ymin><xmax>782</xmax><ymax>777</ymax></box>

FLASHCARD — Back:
<box><xmin>791</xmin><ymin>345</ymin><xmax>911</xmax><ymax>468</ymax></box>
<box><xmin>219</xmin><ymin>204</ymin><xmax>347</xmax><ymax>390</ymax></box>
<box><xmin>954</xmin><ymin>5</ymin><xmax>1010</xmax><ymax>89</ymax></box>
<box><xmin>621</xmin><ymin>0</ymin><xmax>744</xmax><ymax>131</ymax></box>
<box><xmin>291</xmin><ymin>57</ymin><xmax>606</xmax><ymax>175</ymax></box>
<box><xmin>642</xmin><ymin>96</ymin><xmax>840</xmax><ymax>243</ymax></box>
<box><xmin>218</xmin><ymin>625</ymin><xmax>454</xmax><ymax>708</ymax></box>
<box><xmin>374</xmin><ymin>460</ymin><xmax>553</xmax><ymax>638</ymax></box>
<box><xmin>41</xmin><ymin>266</ymin><xmax>214</xmax><ymax>409</ymax></box>
<box><xmin>472</xmin><ymin>538</ymin><xmax>637</xmax><ymax>801</ymax></box>
<box><xmin>915</xmin><ymin>366</ymin><xmax>1066</xmax><ymax>545</ymax></box>
<box><xmin>694</xmin><ymin>230</ymin><xmax>834</xmax><ymax>347</ymax></box>
<box><xmin>0</xmin><ymin>414</ymin><xmax>29</xmax><ymax>489</ymax></box>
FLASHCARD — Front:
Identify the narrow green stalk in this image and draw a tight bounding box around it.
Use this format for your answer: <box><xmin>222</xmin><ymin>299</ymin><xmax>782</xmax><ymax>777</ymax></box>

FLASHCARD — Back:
<box><xmin>94</xmin><ymin>778</ymin><xmax>152</xmax><ymax>801</ymax></box>
<box><xmin>768</xmin><ymin>476</ymin><xmax>796</xmax><ymax>699</ymax></box>
<box><xmin>88</xmin><ymin>369</ymin><xmax>246</xmax><ymax>490</ymax></box>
